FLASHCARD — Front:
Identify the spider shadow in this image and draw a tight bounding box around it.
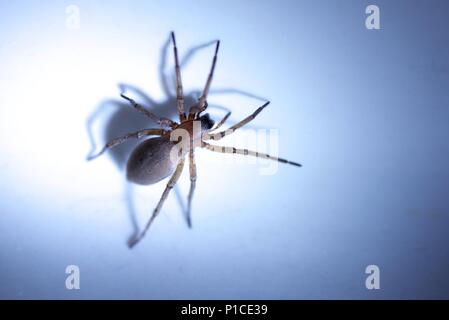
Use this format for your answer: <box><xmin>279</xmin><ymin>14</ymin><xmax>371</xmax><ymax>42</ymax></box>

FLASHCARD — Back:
<box><xmin>86</xmin><ymin>33</ymin><xmax>268</xmax><ymax>246</ymax></box>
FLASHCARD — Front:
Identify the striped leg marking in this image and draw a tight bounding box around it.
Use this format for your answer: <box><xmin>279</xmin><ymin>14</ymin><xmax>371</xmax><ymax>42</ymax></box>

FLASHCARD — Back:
<box><xmin>203</xmin><ymin>142</ymin><xmax>302</xmax><ymax>167</ymax></box>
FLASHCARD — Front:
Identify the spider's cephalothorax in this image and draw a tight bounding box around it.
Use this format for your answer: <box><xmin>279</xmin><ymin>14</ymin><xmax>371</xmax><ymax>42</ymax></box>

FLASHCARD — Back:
<box><xmin>89</xmin><ymin>31</ymin><xmax>301</xmax><ymax>248</ymax></box>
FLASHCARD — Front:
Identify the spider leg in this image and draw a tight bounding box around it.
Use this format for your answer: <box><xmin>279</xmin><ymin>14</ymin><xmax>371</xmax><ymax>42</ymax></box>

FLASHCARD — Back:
<box><xmin>204</xmin><ymin>101</ymin><xmax>269</xmax><ymax>141</ymax></box>
<box><xmin>191</xmin><ymin>40</ymin><xmax>220</xmax><ymax>115</ymax></box>
<box><xmin>202</xmin><ymin>142</ymin><xmax>302</xmax><ymax>167</ymax></box>
<box><xmin>206</xmin><ymin>111</ymin><xmax>231</xmax><ymax>133</ymax></box>
<box><xmin>120</xmin><ymin>93</ymin><xmax>177</xmax><ymax>128</ymax></box>
<box><xmin>180</xmin><ymin>39</ymin><xmax>219</xmax><ymax>69</ymax></box>
<box><xmin>186</xmin><ymin>148</ymin><xmax>197</xmax><ymax>228</ymax></box>
<box><xmin>163</xmin><ymin>36</ymin><xmax>218</xmax><ymax>100</ymax></box>
<box><xmin>171</xmin><ymin>31</ymin><xmax>186</xmax><ymax>120</ymax></box>
<box><xmin>87</xmin><ymin>128</ymin><xmax>167</xmax><ymax>160</ymax></box>
<box><xmin>128</xmin><ymin>158</ymin><xmax>186</xmax><ymax>248</ymax></box>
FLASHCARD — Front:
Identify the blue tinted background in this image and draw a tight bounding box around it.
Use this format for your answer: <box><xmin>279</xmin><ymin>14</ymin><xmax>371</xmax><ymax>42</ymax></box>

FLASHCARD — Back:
<box><xmin>0</xmin><ymin>0</ymin><xmax>448</xmax><ymax>299</ymax></box>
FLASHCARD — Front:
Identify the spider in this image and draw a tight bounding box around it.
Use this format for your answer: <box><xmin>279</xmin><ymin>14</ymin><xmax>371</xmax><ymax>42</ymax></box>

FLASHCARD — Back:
<box><xmin>89</xmin><ymin>32</ymin><xmax>302</xmax><ymax>248</ymax></box>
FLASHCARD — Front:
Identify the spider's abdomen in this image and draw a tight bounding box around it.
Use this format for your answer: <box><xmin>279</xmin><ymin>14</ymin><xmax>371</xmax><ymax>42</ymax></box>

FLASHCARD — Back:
<box><xmin>126</xmin><ymin>137</ymin><xmax>180</xmax><ymax>185</ymax></box>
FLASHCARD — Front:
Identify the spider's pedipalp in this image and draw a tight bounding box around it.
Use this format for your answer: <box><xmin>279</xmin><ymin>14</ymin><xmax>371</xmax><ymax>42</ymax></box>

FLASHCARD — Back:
<box><xmin>209</xmin><ymin>111</ymin><xmax>231</xmax><ymax>132</ymax></box>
